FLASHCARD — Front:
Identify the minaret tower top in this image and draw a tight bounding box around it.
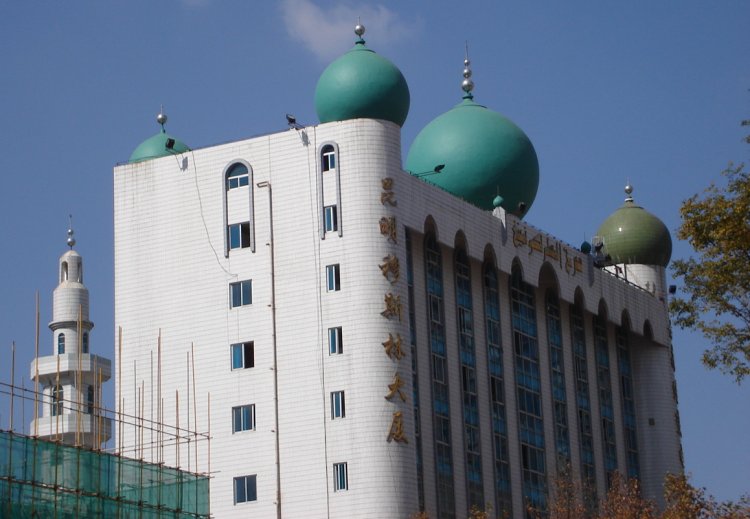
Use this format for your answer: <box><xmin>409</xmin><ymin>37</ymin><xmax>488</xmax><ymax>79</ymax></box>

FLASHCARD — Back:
<box><xmin>30</xmin><ymin>222</ymin><xmax>112</xmax><ymax>448</ymax></box>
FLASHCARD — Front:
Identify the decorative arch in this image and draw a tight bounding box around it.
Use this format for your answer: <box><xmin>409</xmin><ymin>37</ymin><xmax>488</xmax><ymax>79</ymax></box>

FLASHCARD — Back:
<box><xmin>620</xmin><ymin>310</ymin><xmax>632</xmax><ymax>332</ymax></box>
<box><xmin>222</xmin><ymin>159</ymin><xmax>255</xmax><ymax>256</ymax></box>
<box><xmin>483</xmin><ymin>243</ymin><xmax>498</xmax><ymax>269</ymax></box>
<box><xmin>538</xmin><ymin>261</ymin><xmax>560</xmax><ymax>294</ymax></box>
<box><xmin>318</xmin><ymin>141</ymin><xmax>342</xmax><ymax>239</ymax></box>
<box><xmin>423</xmin><ymin>215</ymin><xmax>438</xmax><ymax>242</ymax></box>
<box><xmin>597</xmin><ymin>298</ymin><xmax>609</xmax><ymax>321</ymax></box>
<box><xmin>643</xmin><ymin>320</ymin><xmax>654</xmax><ymax>340</ymax></box>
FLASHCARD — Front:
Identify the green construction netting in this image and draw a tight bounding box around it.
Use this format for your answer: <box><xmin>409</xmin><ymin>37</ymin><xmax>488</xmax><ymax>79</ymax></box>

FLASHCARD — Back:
<box><xmin>0</xmin><ymin>431</ymin><xmax>209</xmax><ymax>518</ymax></box>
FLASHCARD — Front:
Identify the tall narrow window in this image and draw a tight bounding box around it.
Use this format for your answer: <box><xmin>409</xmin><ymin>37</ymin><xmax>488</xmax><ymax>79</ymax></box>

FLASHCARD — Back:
<box><xmin>333</xmin><ymin>462</ymin><xmax>348</xmax><ymax>491</ymax></box>
<box><xmin>61</xmin><ymin>261</ymin><xmax>68</xmax><ymax>282</ymax></box>
<box><xmin>326</xmin><ymin>264</ymin><xmax>341</xmax><ymax>292</ymax></box>
<box><xmin>328</xmin><ymin>327</ymin><xmax>343</xmax><ymax>355</ymax></box>
<box><xmin>228</xmin><ymin>222</ymin><xmax>251</xmax><ymax>250</ymax></box>
<box><xmin>231</xmin><ymin>342</ymin><xmax>254</xmax><ymax>370</ymax></box>
<box><xmin>51</xmin><ymin>385</ymin><xmax>63</xmax><ymax>416</ymax></box>
<box><xmin>424</xmin><ymin>232</ymin><xmax>455</xmax><ymax>519</ymax></box>
<box><xmin>330</xmin><ymin>391</ymin><xmax>345</xmax><ymax>419</ymax></box>
<box><xmin>483</xmin><ymin>262</ymin><xmax>512</xmax><ymax>516</ymax></box>
<box><xmin>87</xmin><ymin>385</ymin><xmax>94</xmax><ymax>414</ymax></box>
<box><xmin>58</xmin><ymin>333</ymin><xmax>65</xmax><ymax>354</ymax></box>
<box><xmin>617</xmin><ymin>326</ymin><xmax>640</xmax><ymax>479</ymax></box>
<box><xmin>233</xmin><ymin>475</ymin><xmax>257</xmax><ymax>504</ymax></box>
<box><xmin>230</xmin><ymin>280</ymin><xmax>252</xmax><ymax>308</ymax></box>
<box><xmin>324</xmin><ymin>205</ymin><xmax>338</xmax><ymax>233</ymax></box>
<box><xmin>546</xmin><ymin>290</ymin><xmax>570</xmax><ymax>469</ymax></box>
<box><xmin>571</xmin><ymin>301</ymin><xmax>597</xmax><ymax>508</ymax></box>
<box><xmin>226</xmin><ymin>163</ymin><xmax>249</xmax><ymax>190</ymax></box>
<box><xmin>321</xmin><ymin>145</ymin><xmax>336</xmax><ymax>172</ymax></box>
<box><xmin>232</xmin><ymin>404</ymin><xmax>256</xmax><ymax>432</ymax></box>
<box><xmin>510</xmin><ymin>265</ymin><xmax>546</xmax><ymax>514</ymax></box>
<box><xmin>594</xmin><ymin>313</ymin><xmax>618</xmax><ymax>488</ymax></box>
<box><xmin>406</xmin><ymin>230</ymin><xmax>425</xmax><ymax>510</ymax></box>
<box><xmin>455</xmin><ymin>247</ymin><xmax>484</xmax><ymax>509</ymax></box>
<box><xmin>82</xmin><ymin>332</ymin><xmax>89</xmax><ymax>354</ymax></box>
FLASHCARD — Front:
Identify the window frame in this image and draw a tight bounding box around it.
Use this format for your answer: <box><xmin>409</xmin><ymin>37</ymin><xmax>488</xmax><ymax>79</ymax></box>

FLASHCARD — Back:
<box><xmin>226</xmin><ymin>163</ymin><xmax>250</xmax><ymax>190</ymax></box>
<box><xmin>231</xmin><ymin>342</ymin><xmax>255</xmax><ymax>370</ymax></box>
<box><xmin>328</xmin><ymin>327</ymin><xmax>343</xmax><ymax>355</ymax></box>
<box><xmin>82</xmin><ymin>332</ymin><xmax>89</xmax><ymax>354</ymax></box>
<box><xmin>321</xmin><ymin>145</ymin><xmax>336</xmax><ymax>172</ymax></box>
<box><xmin>232</xmin><ymin>404</ymin><xmax>256</xmax><ymax>433</ymax></box>
<box><xmin>230</xmin><ymin>280</ymin><xmax>253</xmax><ymax>308</ymax></box>
<box><xmin>323</xmin><ymin>205</ymin><xmax>338</xmax><ymax>233</ymax></box>
<box><xmin>51</xmin><ymin>385</ymin><xmax>63</xmax><ymax>416</ymax></box>
<box><xmin>57</xmin><ymin>333</ymin><xmax>65</xmax><ymax>354</ymax></box>
<box><xmin>233</xmin><ymin>474</ymin><xmax>257</xmax><ymax>504</ymax></box>
<box><xmin>333</xmin><ymin>462</ymin><xmax>348</xmax><ymax>492</ymax></box>
<box><xmin>228</xmin><ymin>222</ymin><xmax>251</xmax><ymax>250</ymax></box>
<box><xmin>330</xmin><ymin>390</ymin><xmax>345</xmax><ymax>419</ymax></box>
<box><xmin>326</xmin><ymin>264</ymin><xmax>340</xmax><ymax>292</ymax></box>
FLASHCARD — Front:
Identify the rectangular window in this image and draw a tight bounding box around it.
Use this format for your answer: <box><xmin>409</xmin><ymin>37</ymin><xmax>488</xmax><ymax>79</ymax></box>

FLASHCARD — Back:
<box><xmin>228</xmin><ymin>222</ymin><xmax>251</xmax><ymax>250</ymax></box>
<box><xmin>322</xmin><ymin>150</ymin><xmax>336</xmax><ymax>171</ymax></box>
<box><xmin>333</xmin><ymin>462</ymin><xmax>348</xmax><ymax>491</ymax></box>
<box><xmin>232</xmin><ymin>404</ymin><xmax>255</xmax><ymax>433</ymax></box>
<box><xmin>326</xmin><ymin>264</ymin><xmax>340</xmax><ymax>292</ymax></box>
<box><xmin>328</xmin><ymin>327</ymin><xmax>343</xmax><ymax>355</ymax></box>
<box><xmin>230</xmin><ymin>280</ymin><xmax>252</xmax><ymax>308</ymax></box>
<box><xmin>233</xmin><ymin>474</ymin><xmax>257</xmax><ymax>504</ymax></box>
<box><xmin>231</xmin><ymin>342</ymin><xmax>254</xmax><ymax>370</ymax></box>
<box><xmin>331</xmin><ymin>391</ymin><xmax>345</xmax><ymax>419</ymax></box>
<box><xmin>324</xmin><ymin>205</ymin><xmax>338</xmax><ymax>233</ymax></box>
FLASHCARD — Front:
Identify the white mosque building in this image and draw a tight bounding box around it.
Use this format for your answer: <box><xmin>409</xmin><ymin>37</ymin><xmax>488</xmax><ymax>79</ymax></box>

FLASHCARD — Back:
<box><xmin>113</xmin><ymin>25</ymin><xmax>682</xmax><ymax>519</ymax></box>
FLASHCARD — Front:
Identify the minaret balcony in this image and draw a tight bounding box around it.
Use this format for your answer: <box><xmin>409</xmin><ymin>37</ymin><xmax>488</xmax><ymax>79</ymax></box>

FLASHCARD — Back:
<box><xmin>30</xmin><ymin>354</ymin><xmax>112</xmax><ymax>383</ymax></box>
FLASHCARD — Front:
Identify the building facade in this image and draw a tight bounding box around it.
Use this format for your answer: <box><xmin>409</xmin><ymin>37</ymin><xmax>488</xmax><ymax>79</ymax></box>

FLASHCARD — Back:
<box><xmin>114</xmin><ymin>26</ymin><xmax>681</xmax><ymax>519</ymax></box>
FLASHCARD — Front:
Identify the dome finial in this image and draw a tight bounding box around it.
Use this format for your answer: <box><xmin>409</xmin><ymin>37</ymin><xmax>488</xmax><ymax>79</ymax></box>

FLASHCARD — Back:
<box><xmin>354</xmin><ymin>20</ymin><xmax>365</xmax><ymax>45</ymax></box>
<box><xmin>461</xmin><ymin>41</ymin><xmax>474</xmax><ymax>99</ymax></box>
<box><xmin>624</xmin><ymin>180</ymin><xmax>634</xmax><ymax>203</ymax></box>
<box><xmin>66</xmin><ymin>214</ymin><xmax>76</xmax><ymax>249</ymax></box>
<box><xmin>157</xmin><ymin>105</ymin><xmax>168</xmax><ymax>134</ymax></box>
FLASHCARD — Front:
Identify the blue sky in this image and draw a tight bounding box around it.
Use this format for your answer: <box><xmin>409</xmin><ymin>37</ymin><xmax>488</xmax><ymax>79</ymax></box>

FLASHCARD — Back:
<box><xmin>1</xmin><ymin>0</ymin><xmax>748</xmax><ymax>502</ymax></box>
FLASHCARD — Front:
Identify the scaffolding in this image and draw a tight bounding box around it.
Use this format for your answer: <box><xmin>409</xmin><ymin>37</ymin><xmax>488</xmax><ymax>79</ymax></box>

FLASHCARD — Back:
<box><xmin>0</xmin><ymin>373</ymin><xmax>211</xmax><ymax>519</ymax></box>
<box><xmin>0</xmin><ymin>429</ymin><xmax>209</xmax><ymax>518</ymax></box>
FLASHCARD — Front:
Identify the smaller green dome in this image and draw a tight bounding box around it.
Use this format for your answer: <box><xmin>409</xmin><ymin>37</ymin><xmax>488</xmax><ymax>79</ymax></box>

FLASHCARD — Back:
<box><xmin>315</xmin><ymin>26</ymin><xmax>410</xmax><ymax>127</ymax></box>
<box><xmin>129</xmin><ymin>111</ymin><xmax>190</xmax><ymax>163</ymax></box>
<box><xmin>596</xmin><ymin>187</ymin><xmax>672</xmax><ymax>267</ymax></box>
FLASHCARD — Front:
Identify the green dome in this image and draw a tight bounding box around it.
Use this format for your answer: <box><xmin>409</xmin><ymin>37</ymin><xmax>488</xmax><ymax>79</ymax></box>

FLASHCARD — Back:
<box><xmin>315</xmin><ymin>38</ymin><xmax>410</xmax><ymax>127</ymax></box>
<box><xmin>405</xmin><ymin>97</ymin><xmax>539</xmax><ymax>215</ymax></box>
<box><xmin>597</xmin><ymin>192</ymin><xmax>672</xmax><ymax>267</ymax></box>
<box><xmin>129</xmin><ymin>130</ymin><xmax>190</xmax><ymax>163</ymax></box>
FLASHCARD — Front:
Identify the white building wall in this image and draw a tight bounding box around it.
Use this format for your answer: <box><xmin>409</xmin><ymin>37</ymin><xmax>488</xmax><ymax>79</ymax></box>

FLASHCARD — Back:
<box><xmin>115</xmin><ymin>117</ymin><xmax>681</xmax><ymax>518</ymax></box>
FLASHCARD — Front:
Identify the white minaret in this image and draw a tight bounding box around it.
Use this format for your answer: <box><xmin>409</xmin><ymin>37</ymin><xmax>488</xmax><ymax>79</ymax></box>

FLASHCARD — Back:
<box><xmin>30</xmin><ymin>221</ymin><xmax>112</xmax><ymax>448</ymax></box>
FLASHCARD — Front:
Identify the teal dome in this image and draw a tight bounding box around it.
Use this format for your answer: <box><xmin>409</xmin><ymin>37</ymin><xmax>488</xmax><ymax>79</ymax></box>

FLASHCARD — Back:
<box><xmin>405</xmin><ymin>96</ymin><xmax>539</xmax><ymax>215</ymax></box>
<box><xmin>315</xmin><ymin>34</ymin><xmax>409</xmax><ymax>127</ymax></box>
<box><xmin>596</xmin><ymin>189</ymin><xmax>672</xmax><ymax>267</ymax></box>
<box><xmin>129</xmin><ymin>129</ymin><xmax>190</xmax><ymax>163</ymax></box>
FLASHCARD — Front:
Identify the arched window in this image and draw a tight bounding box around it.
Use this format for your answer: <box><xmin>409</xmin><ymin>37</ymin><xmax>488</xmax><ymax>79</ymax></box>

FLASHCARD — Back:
<box><xmin>594</xmin><ymin>310</ymin><xmax>618</xmax><ymax>488</ymax></box>
<box><xmin>51</xmin><ymin>385</ymin><xmax>63</xmax><ymax>416</ymax></box>
<box><xmin>77</xmin><ymin>259</ymin><xmax>83</xmax><ymax>282</ymax></box>
<box><xmin>87</xmin><ymin>386</ymin><xmax>95</xmax><ymax>414</ymax></box>
<box><xmin>570</xmin><ymin>298</ymin><xmax>597</xmax><ymax>508</ymax></box>
<box><xmin>509</xmin><ymin>264</ymin><xmax>547</xmax><ymax>511</ymax></box>
<box><xmin>483</xmin><ymin>261</ymin><xmax>512</xmax><ymax>515</ymax></box>
<box><xmin>82</xmin><ymin>332</ymin><xmax>89</xmax><ymax>354</ymax></box>
<box><xmin>424</xmin><ymin>232</ymin><xmax>455</xmax><ymax>517</ymax></box>
<box><xmin>545</xmin><ymin>289</ymin><xmax>571</xmax><ymax>468</ymax></box>
<box><xmin>58</xmin><ymin>333</ymin><xmax>65</xmax><ymax>354</ymax></box>
<box><xmin>61</xmin><ymin>261</ymin><xmax>68</xmax><ymax>282</ymax></box>
<box><xmin>226</xmin><ymin>163</ymin><xmax>249</xmax><ymax>190</ymax></box>
<box><xmin>321</xmin><ymin>144</ymin><xmax>336</xmax><ymax>172</ymax></box>
<box><xmin>454</xmin><ymin>247</ymin><xmax>484</xmax><ymax>508</ymax></box>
